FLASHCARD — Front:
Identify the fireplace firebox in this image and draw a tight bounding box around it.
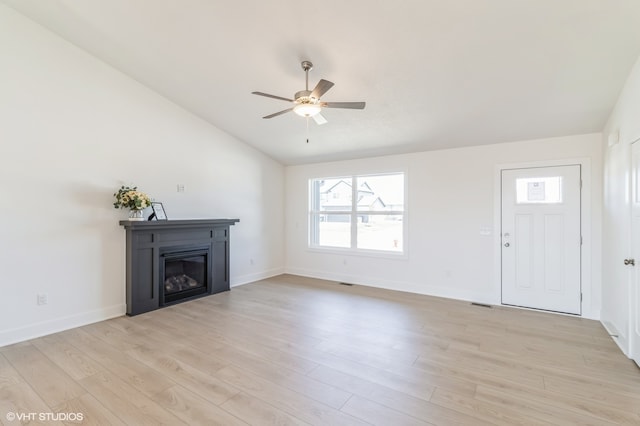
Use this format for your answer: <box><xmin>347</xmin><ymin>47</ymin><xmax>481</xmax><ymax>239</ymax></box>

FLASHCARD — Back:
<box><xmin>161</xmin><ymin>247</ymin><xmax>209</xmax><ymax>305</ymax></box>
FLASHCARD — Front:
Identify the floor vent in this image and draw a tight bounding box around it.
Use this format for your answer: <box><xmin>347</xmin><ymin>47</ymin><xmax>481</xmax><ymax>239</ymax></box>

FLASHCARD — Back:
<box><xmin>339</xmin><ymin>282</ymin><xmax>354</xmax><ymax>286</ymax></box>
<box><xmin>471</xmin><ymin>302</ymin><xmax>492</xmax><ymax>308</ymax></box>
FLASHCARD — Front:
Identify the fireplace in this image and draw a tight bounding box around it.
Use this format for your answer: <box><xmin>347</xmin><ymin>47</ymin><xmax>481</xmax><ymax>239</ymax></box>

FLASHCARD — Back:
<box><xmin>120</xmin><ymin>219</ymin><xmax>239</xmax><ymax>315</ymax></box>
<box><xmin>161</xmin><ymin>247</ymin><xmax>210</xmax><ymax>305</ymax></box>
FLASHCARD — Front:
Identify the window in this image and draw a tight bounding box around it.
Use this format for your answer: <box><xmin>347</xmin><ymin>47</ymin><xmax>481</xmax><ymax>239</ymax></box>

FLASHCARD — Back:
<box><xmin>516</xmin><ymin>177</ymin><xmax>563</xmax><ymax>204</ymax></box>
<box><xmin>309</xmin><ymin>173</ymin><xmax>405</xmax><ymax>253</ymax></box>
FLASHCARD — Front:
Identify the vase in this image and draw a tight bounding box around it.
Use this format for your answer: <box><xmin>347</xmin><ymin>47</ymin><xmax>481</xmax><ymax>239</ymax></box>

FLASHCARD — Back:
<box><xmin>128</xmin><ymin>209</ymin><xmax>145</xmax><ymax>221</ymax></box>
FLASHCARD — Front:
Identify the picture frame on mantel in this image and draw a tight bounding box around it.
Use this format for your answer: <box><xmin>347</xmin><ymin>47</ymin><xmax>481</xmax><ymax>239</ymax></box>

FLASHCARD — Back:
<box><xmin>150</xmin><ymin>202</ymin><xmax>167</xmax><ymax>221</ymax></box>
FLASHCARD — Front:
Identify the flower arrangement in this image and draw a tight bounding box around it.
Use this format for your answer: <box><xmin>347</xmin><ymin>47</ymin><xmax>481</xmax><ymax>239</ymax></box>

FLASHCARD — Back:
<box><xmin>113</xmin><ymin>185</ymin><xmax>151</xmax><ymax>211</ymax></box>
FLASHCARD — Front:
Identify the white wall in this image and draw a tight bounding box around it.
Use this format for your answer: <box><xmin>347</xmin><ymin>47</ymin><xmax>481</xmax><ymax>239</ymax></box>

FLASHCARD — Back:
<box><xmin>601</xmin><ymin>55</ymin><xmax>640</xmax><ymax>354</ymax></box>
<box><xmin>0</xmin><ymin>5</ymin><xmax>284</xmax><ymax>347</ymax></box>
<box><xmin>286</xmin><ymin>134</ymin><xmax>603</xmax><ymax>317</ymax></box>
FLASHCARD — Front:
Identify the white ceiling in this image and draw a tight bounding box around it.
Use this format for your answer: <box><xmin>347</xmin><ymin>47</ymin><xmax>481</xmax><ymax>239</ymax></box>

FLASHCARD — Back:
<box><xmin>4</xmin><ymin>0</ymin><xmax>640</xmax><ymax>165</ymax></box>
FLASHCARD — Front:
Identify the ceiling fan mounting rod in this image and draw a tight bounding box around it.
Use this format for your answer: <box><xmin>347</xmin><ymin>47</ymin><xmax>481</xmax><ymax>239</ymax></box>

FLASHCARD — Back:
<box><xmin>301</xmin><ymin>60</ymin><xmax>313</xmax><ymax>91</ymax></box>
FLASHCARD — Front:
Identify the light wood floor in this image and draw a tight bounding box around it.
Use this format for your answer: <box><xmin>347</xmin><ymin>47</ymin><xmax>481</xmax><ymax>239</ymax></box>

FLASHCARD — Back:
<box><xmin>1</xmin><ymin>274</ymin><xmax>639</xmax><ymax>425</ymax></box>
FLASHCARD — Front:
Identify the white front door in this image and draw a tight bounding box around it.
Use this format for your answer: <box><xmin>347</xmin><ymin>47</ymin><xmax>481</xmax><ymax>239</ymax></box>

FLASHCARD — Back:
<box><xmin>630</xmin><ymin>141</ymin><xmax>640</xmax><ymax>366</ymax></box>
<box><xmin>501</xmin><ymin>165</ymin><xmax>581</xmax><ymax>314</ymax></box>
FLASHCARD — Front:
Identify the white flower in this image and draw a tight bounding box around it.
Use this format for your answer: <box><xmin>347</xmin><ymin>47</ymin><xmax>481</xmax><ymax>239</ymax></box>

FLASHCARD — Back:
<box><xmin>114</xmin><ymin>185</ymin><xmax>152</xmax><ymax>210</ymax></box>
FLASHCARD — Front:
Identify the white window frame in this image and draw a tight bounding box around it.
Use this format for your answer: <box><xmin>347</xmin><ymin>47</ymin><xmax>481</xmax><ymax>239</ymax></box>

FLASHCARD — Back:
<box><xmin>308</xmin><ymin>172</ymin><xmax>407</xmax><ymax>256</ymax></box>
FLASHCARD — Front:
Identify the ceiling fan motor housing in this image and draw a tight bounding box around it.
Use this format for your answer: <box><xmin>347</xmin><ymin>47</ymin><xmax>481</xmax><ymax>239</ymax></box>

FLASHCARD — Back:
<box><xmin>295</xmin><ymin>90</ymin><xmax>316</xmax><ymax>104</ymax></box>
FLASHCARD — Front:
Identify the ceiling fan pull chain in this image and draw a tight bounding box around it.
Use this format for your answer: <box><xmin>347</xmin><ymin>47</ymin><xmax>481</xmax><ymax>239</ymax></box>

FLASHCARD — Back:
<box><xmin>306</xmin><ymin>117</ymin><xmax>310</xmax><ymax>143</ymax></box>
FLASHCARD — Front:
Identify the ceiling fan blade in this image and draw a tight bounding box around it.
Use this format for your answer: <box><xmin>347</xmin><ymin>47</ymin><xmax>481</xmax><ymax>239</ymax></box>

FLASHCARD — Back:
<box><xmin>322</xmin><ymin>101</ymin><xmax>366</xmax><ymax>109</ymax></box>
<box><xmin>310</xmin><ymin>79</ymin><xmax>335</xmax><ymax>100</ymax></box>
<box><xmin>263</xmin><ymin>108</ymin><xmax>294</xmax><ymax>119</ymax></box>
<box><xmin>252</xmin><ymin>91</ymin><xmax>294</xmax><ymax>102</ymax></box>
<box><xmin>312</xmin><ymin>113</ymin><xmax>328</xmax><ymax>125</ymax></box>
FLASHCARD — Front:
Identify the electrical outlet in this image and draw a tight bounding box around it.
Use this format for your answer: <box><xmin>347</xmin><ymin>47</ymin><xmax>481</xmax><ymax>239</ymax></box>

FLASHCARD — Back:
<box><xmin>37</xmin><ymin>293</ymin><xmax>48</xmax><ymax>305</ymax></box>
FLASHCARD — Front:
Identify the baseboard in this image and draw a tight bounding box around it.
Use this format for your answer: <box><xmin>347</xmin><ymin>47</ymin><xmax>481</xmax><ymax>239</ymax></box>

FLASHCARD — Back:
<box><xmin>582</xmin><ymin>309</ymin><xmax>600</xmax><ymax>321</ymax></box>
<box><xmin>0</xmin><ymin>266</ymin><xmax>285</xmax><ymax>347</ymax></box>
<box><xmin>0</xmin><ymin>304</ymin><xmax>126</xmax><ymax>348</ymax></box>
<box><xmin>231</xmin><ymin>267</ymin><xmax>285</xmax><ymax>287</ymax></box>
<box><xmin>284</xmin><ymin>267</ymin><xmax>495</xmax><ymax>305</ymax></box>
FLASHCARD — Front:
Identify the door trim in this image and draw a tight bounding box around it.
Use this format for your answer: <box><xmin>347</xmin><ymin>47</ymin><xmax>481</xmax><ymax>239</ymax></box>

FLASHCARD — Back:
<box><xmin>493</xmin><ymin>157</ymin><xmax>596</xmax><ymax>319</ymax></box>
<box><xmin>629</xmin><ymin>139</ymin><xmax>640</xmax><ymax>364</ymax></box>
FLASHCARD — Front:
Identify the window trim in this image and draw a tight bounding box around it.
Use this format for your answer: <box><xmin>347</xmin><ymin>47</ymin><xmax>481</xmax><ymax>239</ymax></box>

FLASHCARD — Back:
<box><xmin>308</xmin><ymin>172</ymin><xmax>407</xmax><ymax>257</ymax></box>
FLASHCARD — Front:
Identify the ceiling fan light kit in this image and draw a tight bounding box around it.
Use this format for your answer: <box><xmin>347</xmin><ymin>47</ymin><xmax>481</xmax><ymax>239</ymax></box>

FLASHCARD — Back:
<box><xmin>293</xmin><ymin>103</ymin><xmax>321</xmax><ymax>117</ymax></box>
<box><xmin>252</xmin><ymin>61</ymin><xmax>365</xmax><ymax>125</ymax></box>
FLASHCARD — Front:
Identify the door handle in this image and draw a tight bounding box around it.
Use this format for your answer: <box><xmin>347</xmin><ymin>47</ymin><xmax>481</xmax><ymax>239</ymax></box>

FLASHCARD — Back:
<box><xmin>624</xmin><ymin>258</ymin><xmax>636</xmax><ymax>266</ymax></box>
<box><xmin>504</xmin><ymin>242</ymin><xmax>510</xmax><ymax>247</ymax></box>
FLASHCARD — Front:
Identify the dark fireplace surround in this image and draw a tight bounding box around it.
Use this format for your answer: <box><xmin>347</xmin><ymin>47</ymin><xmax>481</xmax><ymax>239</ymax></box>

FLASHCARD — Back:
<box><xmin>120</xmin><ymin>219</ymin><xmax>239</xmax><ymax>315</ymax></box>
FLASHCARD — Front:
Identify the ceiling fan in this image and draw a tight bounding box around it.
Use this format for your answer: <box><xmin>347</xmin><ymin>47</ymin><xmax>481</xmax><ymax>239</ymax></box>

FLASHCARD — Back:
<box><xmin>252</xmin><ymin>61</ymin><xmax>365</xmax><ymax>125</ymax></box>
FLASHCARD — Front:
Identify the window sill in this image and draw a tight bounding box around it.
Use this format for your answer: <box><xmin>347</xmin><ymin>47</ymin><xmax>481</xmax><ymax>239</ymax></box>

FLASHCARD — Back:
<box><xmin>306</xmin><ymin>246</ymin><xmax>408</xmax><ymax>260</ymax></box>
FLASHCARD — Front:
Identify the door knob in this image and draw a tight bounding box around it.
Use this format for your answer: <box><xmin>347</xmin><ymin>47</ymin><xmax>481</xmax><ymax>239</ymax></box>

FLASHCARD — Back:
<box><xmin>624</xmin><ymin>258</ymin><xmax>636</xmax><ymax>266</ymax></box>
<box><xmin>504</xmin><ymin>242</ymin><xmax>510</xmax><ymax>247</ymax></box>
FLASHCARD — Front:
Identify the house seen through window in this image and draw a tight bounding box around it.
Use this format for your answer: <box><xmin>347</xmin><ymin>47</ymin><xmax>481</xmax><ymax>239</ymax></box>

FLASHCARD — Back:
<box><xmin>309</xmin><ymin>173</ymin><xmax>405</xmax><ymax>253</ymax></box>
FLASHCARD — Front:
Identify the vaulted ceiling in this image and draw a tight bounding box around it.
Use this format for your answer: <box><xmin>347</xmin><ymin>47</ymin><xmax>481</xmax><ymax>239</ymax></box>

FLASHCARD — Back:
<box><xmin>4</xmin><ymin>0</ymin><xmax>640</xmax><ymax>165</ymax></box>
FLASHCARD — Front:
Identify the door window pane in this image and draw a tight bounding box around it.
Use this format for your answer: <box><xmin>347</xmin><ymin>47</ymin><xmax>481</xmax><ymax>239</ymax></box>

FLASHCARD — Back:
<box><xmin>516</xmin><ymin>177</ymin><xmax>563</xmax><ymax>204</ymax></box>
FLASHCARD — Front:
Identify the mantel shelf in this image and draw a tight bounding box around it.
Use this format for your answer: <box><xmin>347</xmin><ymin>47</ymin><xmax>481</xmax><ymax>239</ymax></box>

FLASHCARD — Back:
<box><xmin>119</xmin><ymin>218</ymin><xmax>240</xmax><ymax>229</ymax></box>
